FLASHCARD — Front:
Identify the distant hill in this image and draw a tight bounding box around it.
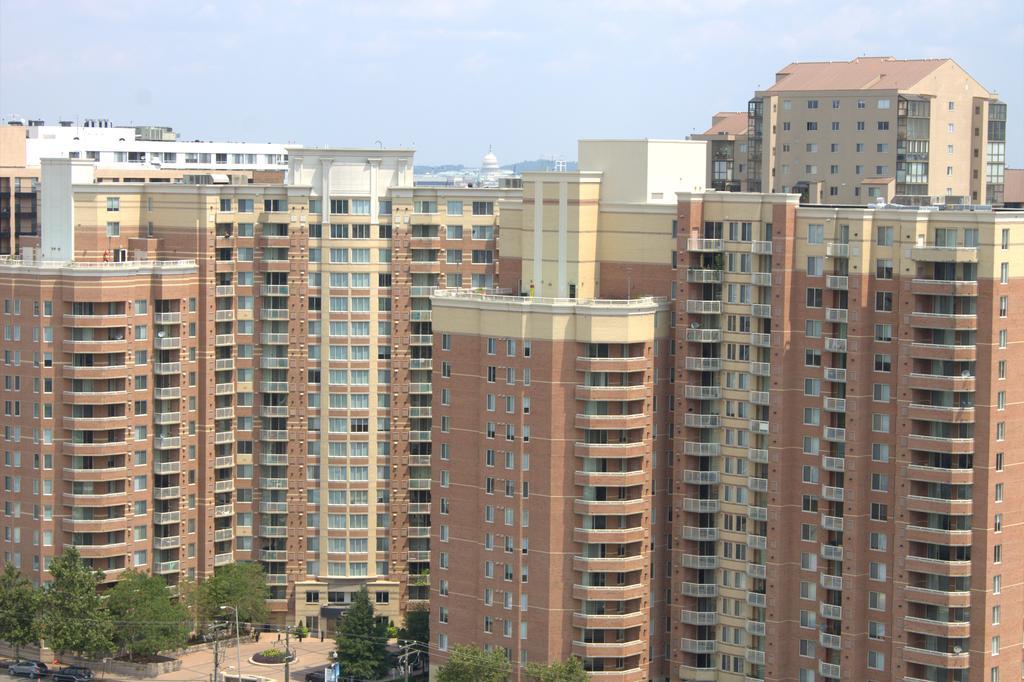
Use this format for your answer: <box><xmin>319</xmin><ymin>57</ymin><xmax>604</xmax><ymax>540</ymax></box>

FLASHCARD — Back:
<box><xmin>416</xmin><ymin>159</ymin><xmax>577</xmax><ymax>174</ymax></box>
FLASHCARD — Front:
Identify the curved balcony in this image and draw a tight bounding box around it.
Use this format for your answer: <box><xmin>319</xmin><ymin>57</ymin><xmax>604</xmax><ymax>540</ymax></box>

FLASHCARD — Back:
<box><xmin>903</xmin><ymin>586</ymin><xmax>970</xmax><ymax>608</ymax></box>
<box><xmin>573</xmin><ymin>527</ymin><xmax>646</xmax><ymax>544</ymax></box>
<box><xmin>575</xmin><ymin>413</ymin><xmax>648</xmax><ymax>431</ymax></box>
<box><xmin>574</xmin><ymin>498</ymin><xmax>647</xmax><ymax>516</ymax></box>
<box><xmin>907</xmin><ymin>404</ymin><xmax>975</xmax><ymax>423</ymax></box>
<box><xmin>905</xmin><ymin>526</ymin><xmax>972</xmax><ymax>547</ymax></box>
<box><xmin>74</xmin><ymin>542</ymin><xmax>127</xmax><ymax>559</ymax></box>
<box><xmin>571</xmin><ymin>611</ymin><xmax>646</xmax><ymax>630</ymax></box>
<box><xmin>574</xmin><ymin>470</ymin><xmax>647</xmax><ymax>488</ymax></box>
<box><xmin>575</xmin><ymin>384</ymin><xmax>648</xmax><ymax>402</ymax></box>
<box><xmin>571</xmin><ymin>639</ymin><xmax>646</xmax><ymax>660</ymax></box>
<box><xmin>64</xmin><ymin>338</ymin><xmax>129</xmax><ymax>354</ymax></box>
<box><xmin>906</xmin><ymin>465</ymin><xmax>973</xmax><ymax>485</ymax></box>
<box><xmin>677</xmin><ymin>664</ymin><xmax>717</xmax><ymax>681</ymax></box>
<box><xmin>64</xmin><ymin>314</ymin><xmax>128</xmax><ymax>328</ymax></box>
<box><xmin>910</xmin><ymin>279</ymin><xmax>979</xmax><ymax>296</ymax></box>
<box><xmin>575</xmin><ymin>356</ymin><xmax>648</xmax><ymax>373</ymax></box>
<box><xmin>62</xmin><ymin>389</ymin><xmax>129</xmax><ymax>405</ymax></box>
<box><xmin>572</xmin><ymin>555</ymin><xmax>647</xmax><ymax>573</ymax></box>
<box><xmin>904</xmin><ymin>555</ymin><xmax>972</xmax><ymax>578</ymax></box>
<box><xmin>65</xmin><ymin>438</ymin><xmax>128</xmax><ymax>454</ymax></box>
<box><xmin>907</xmin><ymin>373</ymin><xmax>976</xmax><ymax>392</ymax></box>
<box><xmin>62</xmin><ymin>415</ymin><xmax>128</xmax><ymax>430</ymax></box>
<box><xmin>909</xmin><ymin>343</ymin><xmax>976</xmax><ymax>362</ymax></box>
<box><xmin>572</xmin><ymin>583</ymin><xmax>647</xmax><ymax>602</ymax></box>
<box><xmin>902</xmin><ymin>647</ymin><xmax>970</xmax><ymax>670</ymax></box>
<box><xmin>588</xmin><ymin>668</ymin><xmax>646</xmax><ymax>682</ymax></box>
<box><xmin>63</xmin><ymin>491</ymin><xmax>128</xmax><ymax>506</ymax></box>
<box><xmin>906</xmin><ymin>434</ymin><xmax>974</xmax><ymax>454</ymax></box>
<box><xmin>61</xmin><ymin>517</ymin><xmax>126</xmax><ymax>533</ymax></box>
<box><xmin>65</xmin><ymin>364</ymin><xmax>128</xmax><ymax>379</ymax></box>
<box><xmin>908</xmin><ymin>312</ymin><xmax>977</xmax><ymax>330</ymax></box>
<box><xmin>62</xmin><ymin>466</ymin><xmax>127</xmax><ymax>482</ymax></box>
<box><xmin>905</xmin><ymin>495</ymin><xmax>972</xmax><ymax>515</ymax></box>
<box><xmin>574</xmin><ymin>442</ymin><xmax>647</xmax><ymax>458</ymax></box>
<box><xmin>903</xmin><ymin>616</ymin><xmax>971</xmax><ymax>640</ymax></box>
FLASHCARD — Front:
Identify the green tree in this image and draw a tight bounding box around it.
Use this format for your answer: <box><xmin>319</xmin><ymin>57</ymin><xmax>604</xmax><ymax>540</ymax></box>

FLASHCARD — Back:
<box><xmin>106</xmin><ymin>570</ymin><xmax>189</xmax><ymax>660</ymax></box>
<box><xmin>334</xmin><ymin>586</ymin><xmax>388</xmax><ymax>680</ymax></box>
<box><xmin>436</xmin><ymin>644</ymin><xmax>511</xmax><ymax>682</ymax></box>
<box><xmin>0</xmin><ymin>562</ymin><xmax>42</xmax><ymax>658</ymax></box>
<box><xmin>38</xmin><ymin>547</ymin><xmax>114</xmax><ymax>659</ymax></box>
<box><xmin>525</xmin><ymin>656</ymin><xmax>588</xmax><ymax>682</ymax></box>
<box><xmin>200</xmin><ymin>562</ymin><xmax>269</xmax><ymax>633</ymax></box>
<box><xmin>398</xmin><ymin>605</ymin><xmax>429</xmax><ymax>668</ymax></box>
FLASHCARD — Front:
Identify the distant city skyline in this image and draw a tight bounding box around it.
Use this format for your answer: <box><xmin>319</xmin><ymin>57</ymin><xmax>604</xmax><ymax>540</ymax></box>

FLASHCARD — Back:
<box><xmin>1</xmin><ymin>0</ymin><xmax>1022</xmax><ymax>167</ymax></box>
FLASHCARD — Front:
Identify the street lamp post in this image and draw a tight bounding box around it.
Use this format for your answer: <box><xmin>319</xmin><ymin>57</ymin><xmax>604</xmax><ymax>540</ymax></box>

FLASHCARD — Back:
<box><xmin>220</xmin><ymin>605</ymin><xmax>241</xmax><ymax>682</ymax></box>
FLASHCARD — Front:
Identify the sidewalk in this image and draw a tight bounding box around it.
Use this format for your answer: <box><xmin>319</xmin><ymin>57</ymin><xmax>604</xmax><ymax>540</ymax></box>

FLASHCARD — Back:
<box><xmin>151</xmin><ymin>636</ymin><xmax>338</xmax><ymax>682</ymax></box>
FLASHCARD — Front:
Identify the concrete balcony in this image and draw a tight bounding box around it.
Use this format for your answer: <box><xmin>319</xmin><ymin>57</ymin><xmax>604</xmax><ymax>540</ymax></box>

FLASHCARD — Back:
<box><xmin>911</xmin><ymin>245</ymin><xmax>978</xmax><ymax>263</ymax></box>
<box><xmin>903</xmin><ymin>616</ymin><xmax>971</xmax><ymax>640</ymax></box>
<box><xmin>574</xmin><ymin>355</ymin><xmax>649</xmax><ymax>374</ymax></box>
<box><xmin>577</xmin><ymin>466</ymin><xmax>647</xmax><ymax>489</ymax></box>
<box><xmin>576</xmin><ymin>413</ymin><xmax>648</xmax><ymax>431</ymax></box>
<box><xmin>907</xmin><ymin>403</ymin><xmax>975</xmax><ymax>423</ymax></box>
<box><xmin>905</xmin><ymin>525</ymin><xmax>972</xmax><ymax>547</ymax></box>
<box><xmin>574</xmin><ymin>441</ymin><xmax>647</xmax><ymax>458</ymax></box>
<box><xmin>910</xmin><ymin>278</ymin><xmax>978</xmax><ymax>296</ymax></box>
<box><xmin>906</xmin><ymin>464</ymin><xmax>973</xmax><ymax>485</ymax></box>
<box><xmin>74</xmin><ymin>542</ymin><xmax>127</xmax><ymax>559</ymax></box>
<box><xmin>571</xmin><ymin>639</ymin><xmax>646</xmax><ymax>660</ymax></box>
<box><xmin>908</xmin><ymin>312</ymin><xmax>977</xmax><ymax>331</ymax></box>
<box><xmin>905</xmin><ymin>495</ymin><xmax>972</xmax><ymax>515</ymax></box>
<box><xmin>62</xmin><ymin>389</ymin><xmax>129</xmax><ymax>405</ymax></box>
<box><xmin>62</xmin><ymin>466</ymin><xmax>128</xmax><ymax>482</ymax></box>
<box><xmin>575</xmin><ymin>384</ymin><xmax>648</xmax><ymax>402</ymax></box>
<box><xmin>571</xmin><ymin>583</ymin><xmax>647</xmax><ymax>602</ymax></box>
<box><xmin>906</xmin><ymin>373</ymin><xmax>975</xmax><ymax>392</ymax></box>
<box><xmin>573</xmin><ymin>498</ymin><xmax>647</xmax><ymax>516</ymax></box>
<box><xmin>65</xmin><ymin>363</ymin><xmax>129</xmax><ymax>379</ymax></box>
<box><xmin>572</xmin><ymin>555</ymin><xmax>647</xmax><ymax>574</ymax></box>
<box><xmin>62</xmin><ymin>517</ymin><xmax>126</xmax><ymax>533</ymax></box>
<box><xmin>571</xmin><ymin>611</ymin><xmax>647</xmax><ymax>630</ymax></box>
<box><xmin>908</xmin><ymin>342</ymin><xmax>976</xmax><ymax>362</ymax></box>
<box><xmin>902</xmin><ymin>646</ymin><xmax>970</xmax><ymax>670</ymax></box>
<box><xmin>905</xmin><ymin>434</ymin><xmax>974</xmax><ymax>454</ymax></box>
<box><xmin>573</xmin><ymin>527</ymin><xmax>646</xmax><ymax>544</ymax></box>
<box><xmin>64</xmin><ymin>491</ymin><xmax>128</xmax><ymax>506</ymax></box>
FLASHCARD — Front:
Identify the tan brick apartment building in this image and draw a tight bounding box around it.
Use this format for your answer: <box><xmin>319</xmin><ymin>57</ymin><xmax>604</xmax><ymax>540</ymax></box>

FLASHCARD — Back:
<box><xmin>691</xmin><ymin>57</ymin><xmax>1008</xmax><ymax>207</ymax></box>
<box><xmin>431</xmin><ymin>139</ymin><xmax>1024</xmax><ymax>682</ymax></box>
<box><xmin>0</xmin><ymin>152</ymin><xmax>512</xmax><ymax>632</ymax></box>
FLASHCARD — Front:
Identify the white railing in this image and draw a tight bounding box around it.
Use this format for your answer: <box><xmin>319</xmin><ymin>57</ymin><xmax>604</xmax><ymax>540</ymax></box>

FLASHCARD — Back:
<box><xmin>432</xmin><ymin>288</ymin><xmax>664</xmax><ymax>308</ymax></box>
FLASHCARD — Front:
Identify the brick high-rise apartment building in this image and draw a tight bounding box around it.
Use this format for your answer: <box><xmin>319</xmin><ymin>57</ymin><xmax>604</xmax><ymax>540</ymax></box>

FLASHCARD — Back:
<box><xmin>690</xmin><ymin>57</ymin><xmax>1008</xmax><ymax>207</ymax></box>
<box><xmin>0</xmin><ymin>152</ymin><xmax>513</xmax><ymax>632</ymax></box>
<box><xmin>431</xmin><ymin>139</ymin><xmax>1024</xmax><ymax>682</ymax></box>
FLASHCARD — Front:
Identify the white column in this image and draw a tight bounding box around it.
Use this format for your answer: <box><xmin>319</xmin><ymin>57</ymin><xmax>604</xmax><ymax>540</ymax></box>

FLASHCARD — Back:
<box><xmin>557</xmin><ymin>179</ymin><xmax>568</xmax><ymax>297</ymax></box>
<box><xmin>368</xmin><ymin>158</ymin><xmax>381</xmax><ymax>225</ymax></box>
<box><xmin>532</xmin><ymin>181</ymin><xmax>543</xmax><ymax>295</ymax></box>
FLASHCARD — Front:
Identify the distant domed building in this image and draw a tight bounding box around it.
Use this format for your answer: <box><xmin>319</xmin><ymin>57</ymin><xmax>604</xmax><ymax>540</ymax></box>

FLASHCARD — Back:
<box><xmin>482</xmin><ymin>147</ymin><xmax>501</xmax><ymax>183</ymax></box>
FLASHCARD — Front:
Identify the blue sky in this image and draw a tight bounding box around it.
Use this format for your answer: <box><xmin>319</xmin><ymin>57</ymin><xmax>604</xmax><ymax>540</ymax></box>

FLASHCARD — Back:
<box><xmin>1</xmin><ymin>0</ymin><xmax>1022</xmax><ymax>166</ymax></box>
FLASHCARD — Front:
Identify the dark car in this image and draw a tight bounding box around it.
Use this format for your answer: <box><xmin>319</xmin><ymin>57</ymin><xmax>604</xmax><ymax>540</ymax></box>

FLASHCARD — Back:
<box><xmin>8</xmin><ymin>660</ymin><xmax>49</xmax><ymax>678</ymax></box>
<box><xmin>304</xmin><ymin>671</ymin><xmax>326</xmax><ymax>682</ymax></box>
<box><xmin>52</xmin><ymin>666</ymin><xmax>94</xmax><ymax>682</ymax></box>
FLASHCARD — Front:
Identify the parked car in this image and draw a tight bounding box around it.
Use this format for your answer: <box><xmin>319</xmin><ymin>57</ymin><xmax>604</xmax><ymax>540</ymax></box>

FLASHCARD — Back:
<box><xmin>304</xmin><ymin>671</ymin><xmax>326</xmax><ymax>682</ymax></box>
<box><xmin>8</xmin><ymin>660</ymin><xmax>49</xmax><ymax>678</ymax></box>
<box><xmin>52</xmin><ymin>666</ymin><xmax>94</xmax><ymax>682</ymax></box>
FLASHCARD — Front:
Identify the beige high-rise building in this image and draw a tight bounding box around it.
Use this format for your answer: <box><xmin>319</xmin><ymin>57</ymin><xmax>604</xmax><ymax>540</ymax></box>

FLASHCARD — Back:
<box><xmin>691</xmin><ymin>58</ymin><xmax>1008</xmax><ymax>207</ymax></box>
<box><xmin>0</xmin><ymin>151</ymin><xmax>512</xmax><ymax>634</ymax></box>
<box><xmin>430</xmin><ymin>138</ymin><xmax>1024</xmax><ymax>682</ymax></box>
